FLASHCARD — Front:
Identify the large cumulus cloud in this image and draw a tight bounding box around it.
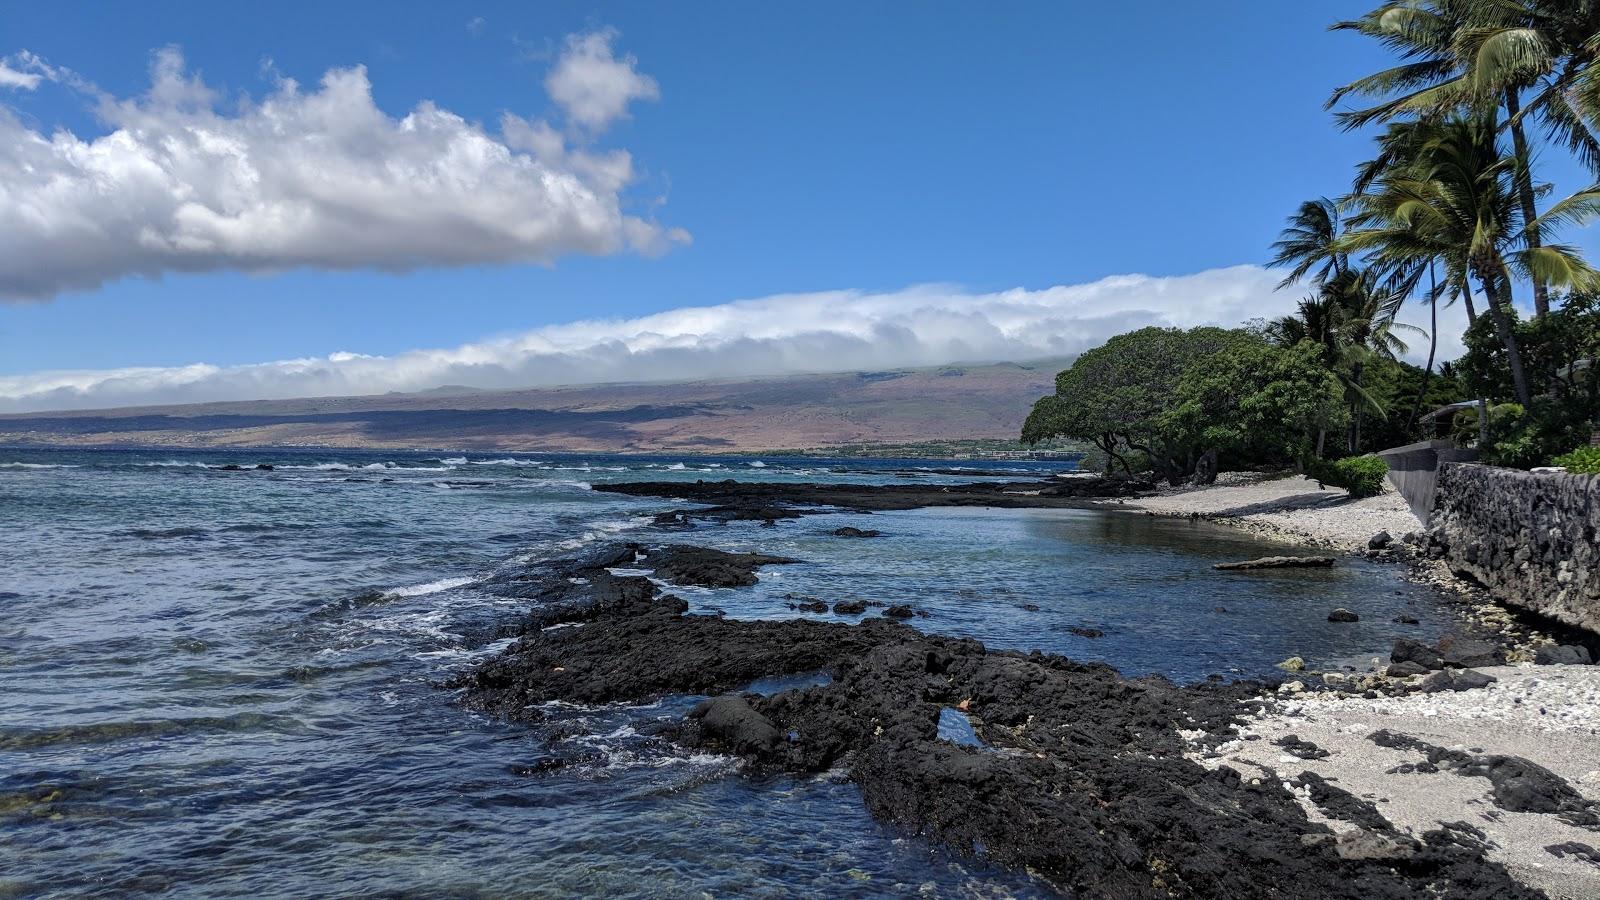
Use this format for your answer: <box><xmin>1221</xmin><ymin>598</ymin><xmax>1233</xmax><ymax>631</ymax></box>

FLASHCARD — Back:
<box><xmin>0</xmin><ymin>34</ymin><xmax>685</xmax><ymax>300</ymax></box>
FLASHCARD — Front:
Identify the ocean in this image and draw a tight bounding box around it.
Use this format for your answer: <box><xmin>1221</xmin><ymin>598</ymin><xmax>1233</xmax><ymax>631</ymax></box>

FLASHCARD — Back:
<box><xmin>0</xmin><ymin>448</ymin><xmax>1452</xmax><ymax>897</ymax></box>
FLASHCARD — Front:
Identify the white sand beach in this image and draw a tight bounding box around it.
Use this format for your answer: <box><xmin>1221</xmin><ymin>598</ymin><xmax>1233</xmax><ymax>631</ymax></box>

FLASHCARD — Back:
<box><xmin>1107</xmin><ymin>472</ymin><xmax>1423</xmax><ymax>551</ymax></box>
<box><xmin>1192</xmin><ymin>665</ymin><xmax>1600</xmax><ymax>899</ymax></box>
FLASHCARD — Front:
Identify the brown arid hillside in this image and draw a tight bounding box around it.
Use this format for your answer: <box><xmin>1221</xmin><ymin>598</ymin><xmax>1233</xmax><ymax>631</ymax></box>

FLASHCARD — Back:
<box><xmin>0</xmin><ymin>360</ymin><xmax>1067</xmax><ymax>452</ymax></box>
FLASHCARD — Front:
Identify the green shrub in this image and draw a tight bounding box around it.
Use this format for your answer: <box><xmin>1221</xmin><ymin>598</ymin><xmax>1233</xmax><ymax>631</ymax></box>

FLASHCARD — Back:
<box><xmin>1306</xmin><ymin>455</ymin><xmax>1389</xmax><ymax>498</ymax></box>
<box><xmin>1553</xmin><ymin>446</ymin><xmax>1600</xmax><ymax>474</ymax></box>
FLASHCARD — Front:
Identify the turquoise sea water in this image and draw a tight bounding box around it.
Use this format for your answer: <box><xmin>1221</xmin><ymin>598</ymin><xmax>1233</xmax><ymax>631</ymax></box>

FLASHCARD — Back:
<box><xmin>0</xmin><ymin>448</ymin><xmax>1452</xmax><ymax>897</ymax></box>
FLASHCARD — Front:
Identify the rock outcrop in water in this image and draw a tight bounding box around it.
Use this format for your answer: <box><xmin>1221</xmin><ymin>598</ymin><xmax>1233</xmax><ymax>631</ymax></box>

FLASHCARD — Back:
<box><xmin>457</xmin><ymin>543</ymin><xmax>1538</xmax><ymax>899</ymax></box>
<box><xmin>594</xmin><ymin>475</ymin><xmax>1155</xmax><ymax>521</ymax></box>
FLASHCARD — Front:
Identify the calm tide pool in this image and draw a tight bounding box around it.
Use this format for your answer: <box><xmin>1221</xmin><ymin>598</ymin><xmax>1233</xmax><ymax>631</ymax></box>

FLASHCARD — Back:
<box><xmin>0</xmin><ymin>448</ymin><xmax>1448</xmax><ymax>897</ymax></box>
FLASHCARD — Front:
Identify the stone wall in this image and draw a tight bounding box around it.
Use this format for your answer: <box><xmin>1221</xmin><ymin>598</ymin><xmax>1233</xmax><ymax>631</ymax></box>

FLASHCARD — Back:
<box><xmin>1429</xmin><ymin>463</ymin><xmax>1600</xmax><ymax>634</ymax></box>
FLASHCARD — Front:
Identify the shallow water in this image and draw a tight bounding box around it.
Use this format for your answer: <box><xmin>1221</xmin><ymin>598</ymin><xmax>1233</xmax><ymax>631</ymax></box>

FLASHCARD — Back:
<box><xmin>0</xmin><ymin>448</ymin><xmax>1450</xmax><ymax>897</ymax></box>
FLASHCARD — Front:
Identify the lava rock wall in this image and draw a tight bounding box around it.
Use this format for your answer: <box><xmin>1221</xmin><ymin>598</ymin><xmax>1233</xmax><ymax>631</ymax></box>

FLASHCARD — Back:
<box><xmin>1429</xmin><ymin>463</ymin><xmax>1600</xmax><ymax>634</ymax></box>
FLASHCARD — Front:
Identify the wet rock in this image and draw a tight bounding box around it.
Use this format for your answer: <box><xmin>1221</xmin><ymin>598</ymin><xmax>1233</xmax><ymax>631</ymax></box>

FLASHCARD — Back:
<box><xmin>218</xmin><ymin>463</ymin><xmax>243</xmax><ymax>471</ymax></box>
<box><xmin>508</xmin><ymin>757</ymin><xmax>568</xmax><ymax>777</ymax></box>
<box><xmin>1368</xmin><ymin>531</ymin><xmax>1393</xmax><ymax>551</ymax></box>
<box><xmin>596</xmin><ymin>476</ymin><xmax>1155</xmax><ymax>516</ymax></box>
<box><xmin>1277</xmin><ymin>656</ymin><xmax>1306</xmax><ymax>672</ymax></box>
<box><xmin>1066</xmin><ymin>626</ymin><xmax>1105</xmax><ymax>639</ymax></box>
<box><xmin>832</xmin><ymin>600</ymin><xmax>869</xmax><ymax>615</ymax></box>
<box><xmin>688</xmin><ymin>695</ymin><xmax>781</xmax><ymax>754</ymax></box>
<box><xmin>794</xmin><ymin>599</ymin><xmax>829</xmax><ymax>614</ymax></box>
<box><xmin>829</xmin><ymin>527</ymin><xmax>881</xmax><ymax>538</ymax></box>
<box><xmin>644</xmin><ymin>545</ymin><xmax>798</xmax><ymax>588</ymax></box>
<box><xmin>651</xmin><ymin>510</ymin><xmax>694</xmax><ymax>528</ymax></box>
<box><xmin>1535</xmin><ymin>644</ymin><xmax>1594</xmax><ymax>666</ymax></box>
<box><xmin>1327</xmin><ymin>608</ymin><xmax>1360</xmax><ymax>623</ymax></box>
<box><xmin>1213</xmin><ymin>556</ymin><xmax>1335</xmax><ymax>570</ymax></box>
<box><xmin>1018</xmin><ymin>603</ymin><xmax>1041</xmax><ymax>612</ymax></box>
<box><xmin>254</xmin><ymin>463</ymin><xmax>274</xmax><ymax>471</ymax></box>
<box><xmin>882</xmin><ymin>604</ymin><xmax>917</xmax><ymax>619</ymax></box>
<box><xmin>1437</xmin><ymin>635</ymin><xmax>1504</xmax><ymax>669</ymax></box>
<box><xmin>1390</xmin><ymin>638</ymin><xmax>1444</xmax><ymax>671</ymax></box>
<box><xmin>1393</xmin><ymin>614</ymin><xmax>1419</xmax><ymax>625</ymax></box>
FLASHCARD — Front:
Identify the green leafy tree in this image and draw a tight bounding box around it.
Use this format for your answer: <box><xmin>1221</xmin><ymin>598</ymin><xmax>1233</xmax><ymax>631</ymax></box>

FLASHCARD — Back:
<box><xmin>1020</xmin><ymin>327</ymin><xmax>1256</xmax><ymax>475</ymax></box>
<box><xmin>1159</xmin><ymin>341</ymin><xmax>1349</xmax><ymax>469</ymax></box>
<box><xmin>1456</xmin><ymin>291</ymin><xmax>1600</xmax><ymax>464</ymax></box>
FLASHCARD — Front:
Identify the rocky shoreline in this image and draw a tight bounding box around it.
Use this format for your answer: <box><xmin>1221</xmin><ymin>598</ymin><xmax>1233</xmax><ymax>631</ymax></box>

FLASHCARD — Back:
<box><xmin>454</xmin><ymin>539</ymin><xmax>1540</xmax><ymax>899</ymax></box>
<box><xmin>447</xmin><ymin>475</ymin><xmax>1600</xmax><ymax>897</ymax></box>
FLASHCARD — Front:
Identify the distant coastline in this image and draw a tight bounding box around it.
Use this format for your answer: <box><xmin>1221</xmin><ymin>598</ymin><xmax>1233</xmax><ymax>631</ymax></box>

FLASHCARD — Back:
<box><xmin>0</xmin><ymin>360</ymin><xmax>1076</xmax><ymax>456</ymax></box>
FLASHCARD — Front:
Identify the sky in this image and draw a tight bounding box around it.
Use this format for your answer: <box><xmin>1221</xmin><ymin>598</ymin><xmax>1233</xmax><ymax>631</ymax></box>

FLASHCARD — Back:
<box><xmin>1</xmin><ymin>2</ymin><xmax>1595</xmax><ymax>412</ymax></box>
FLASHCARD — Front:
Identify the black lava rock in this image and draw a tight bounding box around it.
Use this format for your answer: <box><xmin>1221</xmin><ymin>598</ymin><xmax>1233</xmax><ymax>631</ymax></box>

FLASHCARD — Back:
<box><xmin>1534</xmin><ymin>645</ymin><xmax>1593</xmax><ymax>666</ymax></box>
<box><xmin>1391</xmin><ymin>638</ymin><xmax>1444</xmax><ymax>671</ymax></box>
<box><xmin>829</xmin><ymin>527</ymin><xmax>882</xmax><ymax>538</ymax></box>
<box><xmin>644</xmin><ymin>545</ymin><xmax>798</xmax><ymax>588</ymax></box>
<box><xmin>1328</xmin><ymin>608</ymin><xmax>1360</xmax><ymax>623</ymax></box>
<box><xmin>1438</xmin><ymin>636</ymin><xmax>1504</xmax><ymax>669</ymax></box>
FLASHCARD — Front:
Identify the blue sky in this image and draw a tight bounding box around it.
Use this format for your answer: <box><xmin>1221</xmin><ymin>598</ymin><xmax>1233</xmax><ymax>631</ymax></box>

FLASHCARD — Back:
<box><xmin>1</xmin><ymin>2</ymin><xmax>1594</xmax><ymax>410</ymax></box>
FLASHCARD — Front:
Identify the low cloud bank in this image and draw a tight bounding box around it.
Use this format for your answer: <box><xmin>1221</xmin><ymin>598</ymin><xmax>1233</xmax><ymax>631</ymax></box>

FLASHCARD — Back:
<box><xmin>0</xmin><ymin>34</ymin><xmax>683</xmax><ymax>301</ymax></box>
<box><xmin>0</xmin><ymin>265</ymin><xmax>1336</xmax><ymax>412</ymax></box>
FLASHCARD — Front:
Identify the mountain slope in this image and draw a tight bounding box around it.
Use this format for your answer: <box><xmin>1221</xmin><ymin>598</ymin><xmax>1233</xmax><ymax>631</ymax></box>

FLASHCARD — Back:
<box><xmin>0</xmin><ymin>361</ymin><xmax>1066</xmax><ymax>452</ymax></box>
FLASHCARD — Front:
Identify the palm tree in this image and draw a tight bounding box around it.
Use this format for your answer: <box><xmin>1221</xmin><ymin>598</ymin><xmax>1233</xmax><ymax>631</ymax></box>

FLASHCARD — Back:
<box><xmin>1451</xmin><ymin>0</ymin><xmax>1600</xmax><ymax>315</ymax></box>
<box><xmin>1268</xmin><ymin>197</ymin><xmax>1349</xmax><ymax>288</ymax></box>
<box><xmin>1265</xmin><ymin>267</ymin><xmax>1417</xmax><ymax>453</ymax></box>
<box><xmin>1344</xmin><ymin>118</ymin><xmax>1479</xmax><ymax>422</ymax></box>
<box><xmin>1328</xmin><ymin>0</ymin><xmax>1600</xmax><ymax>317</ymax></box>
<box><xmin>1357</xmin><ymin>114</ymin><xmax>1600</xmax><ymax>407</ymax></box>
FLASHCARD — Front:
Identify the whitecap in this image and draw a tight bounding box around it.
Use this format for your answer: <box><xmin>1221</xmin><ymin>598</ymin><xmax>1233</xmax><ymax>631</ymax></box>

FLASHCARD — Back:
<box><xmin>0</xmin><ymin>462</ymin><xmax>79</xmax><ymax>469</ymax></box>
<box><xmin>386</xmin><ymin>576</ymin><xmax>477</xmax><ymax>597</ymax></box>
<box><xmin>747</xmin><ymin>460</ymin><xmax>767</xmax><ymax>468</ymax></box>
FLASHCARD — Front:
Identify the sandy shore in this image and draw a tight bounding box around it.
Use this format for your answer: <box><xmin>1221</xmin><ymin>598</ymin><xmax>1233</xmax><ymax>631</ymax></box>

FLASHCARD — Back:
<box><xmin>1108</xmin><ymin>472</ymin><xmax>1422</xmax><ymax>552</ymax></box>
<box><xmin>1191</xmin><ymin>665</ymin><xmax>1600</xmax><ymax>899</ymax></box>
<box><xmin>1130</xmin><ymin>472</ymin><xmax>1600</xmax><ymax>896</ymax></box>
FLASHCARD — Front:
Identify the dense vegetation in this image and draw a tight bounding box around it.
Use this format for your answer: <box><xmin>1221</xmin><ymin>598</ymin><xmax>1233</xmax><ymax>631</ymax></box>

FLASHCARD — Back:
<box><xmin>1026</xmin><ymin>1</ymin><xmax>1600</xmax><ymax>477</ymax></box>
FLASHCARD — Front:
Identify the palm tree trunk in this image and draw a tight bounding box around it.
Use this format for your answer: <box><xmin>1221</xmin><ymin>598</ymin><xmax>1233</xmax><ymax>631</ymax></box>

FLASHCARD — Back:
<box><xmin>1460</xmin><ymin>283</ymin><xmax>1476</xmax><ymax>324</ymax></box>
<box><xmin>1505</xmin><ymin>88</ymin><xmax>1550</xmax><ymax>318</ymax></box>
<box><xmin>1479</xmin><ymin>266</ymin><xmax>1533</xmax><ymax>408</ymax></box>
<box><xmin>1406</xmin><ymin>262</ymin><xmax>1439</xmax><ymax>431</ymax></box>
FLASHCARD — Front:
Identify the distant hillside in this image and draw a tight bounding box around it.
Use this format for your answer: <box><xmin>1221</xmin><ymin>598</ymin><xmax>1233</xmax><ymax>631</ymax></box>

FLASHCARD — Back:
<box><xmin>0</xmin><ymin>360</ymin><xmax>1069</xmax><ymax>453</ymax></box>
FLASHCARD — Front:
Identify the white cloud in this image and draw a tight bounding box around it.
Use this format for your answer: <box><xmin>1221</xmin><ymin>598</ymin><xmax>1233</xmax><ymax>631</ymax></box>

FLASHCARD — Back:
<box><xmin>467</xmin><ymin>16</ymin><xmax>486</xmax><ymax>36</ymax></box>
<box><xmin>543</xmin><ymin>28</ymin><xmax>659</xmax><ymax>132</ymax></box>
<box><xmin>0</xmin><ymin>51</ymin><xmax>51</xmax><ymax>90</ymax></box>
<box><xmin>1</xmin><ymin>265</ymin><xmax>1333</xmax><ymax>412</ymax></box>
<box><xmin>0</xmin><ymin>38</ymin><xmax>681</xmax><ymax>300</ymax></box>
